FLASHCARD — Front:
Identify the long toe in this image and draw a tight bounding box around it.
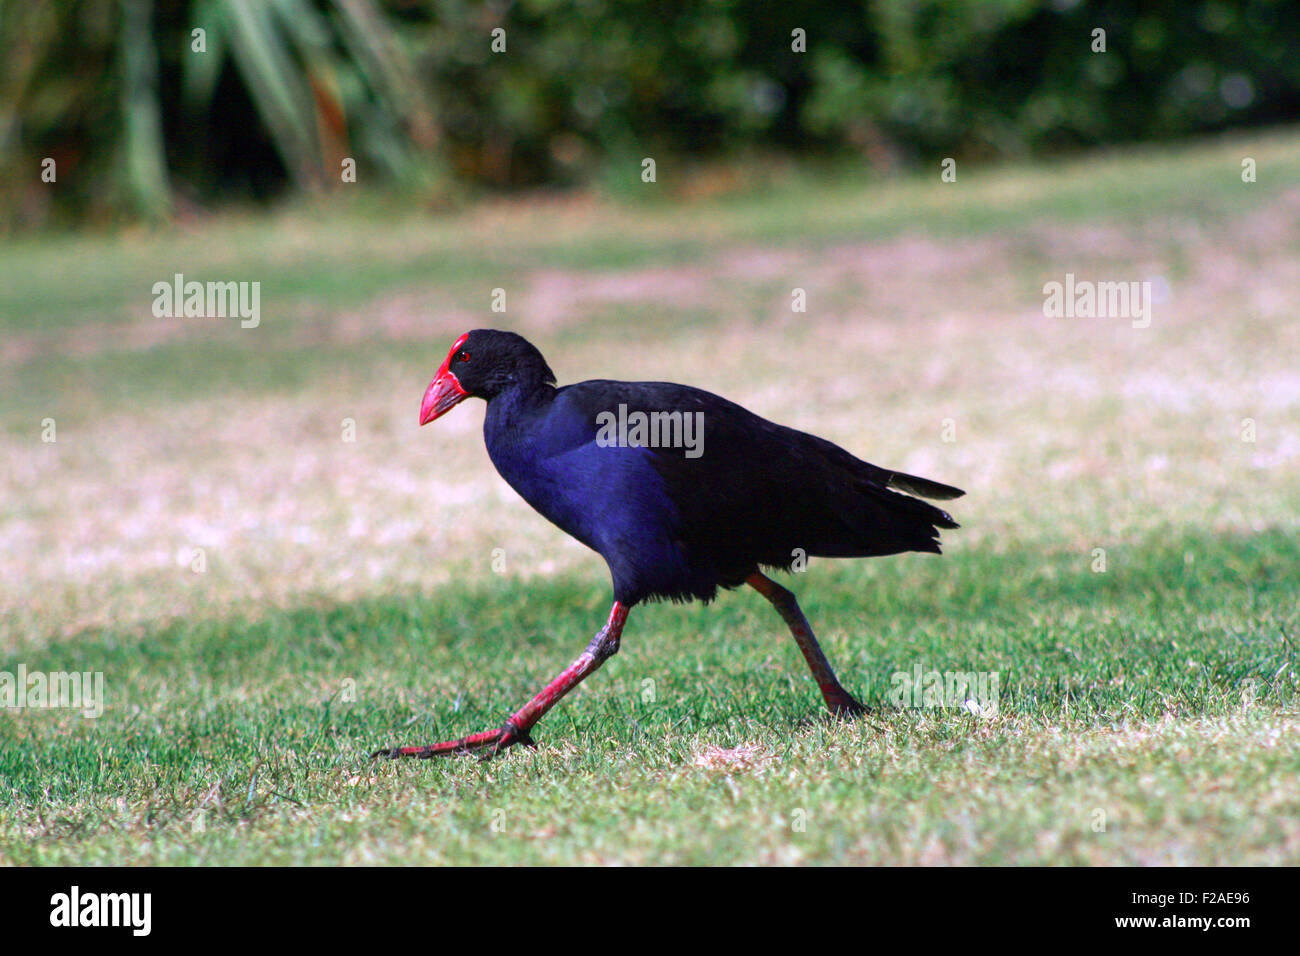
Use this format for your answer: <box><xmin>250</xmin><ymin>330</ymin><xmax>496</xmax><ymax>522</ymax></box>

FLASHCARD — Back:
<box><xmin>830</xmin><ymin>696</ymin><xmax>871</xmax><ymax>719</ymax></box>
<box><xmin>373</xmin><ymin>723</ymin><xmax>532</xmax><ymax>761</ymax></box>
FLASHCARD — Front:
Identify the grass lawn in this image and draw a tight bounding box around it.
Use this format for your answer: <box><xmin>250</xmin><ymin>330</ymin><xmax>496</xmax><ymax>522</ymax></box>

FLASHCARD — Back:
<box><xmin>2</xmin><ymin>129</ymin><xmax>1298</xmax><ymax>864</ymax></box>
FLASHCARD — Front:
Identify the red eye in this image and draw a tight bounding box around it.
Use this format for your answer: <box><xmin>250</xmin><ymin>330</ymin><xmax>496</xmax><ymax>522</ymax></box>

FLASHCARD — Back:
<box><xmin>458</xmin><ymin>352</ymin><xmax>470</xmax><ymax>362</ymax></box>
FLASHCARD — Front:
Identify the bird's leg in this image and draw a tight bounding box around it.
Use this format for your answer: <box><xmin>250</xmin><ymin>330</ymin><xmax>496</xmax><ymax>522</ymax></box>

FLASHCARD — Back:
<box><xmin>746</xmin><ymin>572</ymin><xmax>868</xmax><ymax>717</ymax></box>
<box><xmin>373</xmin><ymin>602</ymin><xmax>630</xmax><ymax>760</ymax></box>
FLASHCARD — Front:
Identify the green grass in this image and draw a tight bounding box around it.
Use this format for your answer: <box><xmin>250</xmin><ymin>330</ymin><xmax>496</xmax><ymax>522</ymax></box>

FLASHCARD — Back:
<box><xmin>6</xmin><ymin>128</ymin><xmax>1298</xmax><ymax>331</ymax></box>
<box><xmin>3</xmin><ymin>530</ymin><xmax>1297</xmax><ymax>865</ymax></box>
<box><xmin>3</xmin><ymin>127</ymin><xmax>1297</xmax><ymax>430</ymax></box>
<box><xmin>3</xmin><ymin>127</ymin><xmax>1299</xmax><ymax>864</ymax></box>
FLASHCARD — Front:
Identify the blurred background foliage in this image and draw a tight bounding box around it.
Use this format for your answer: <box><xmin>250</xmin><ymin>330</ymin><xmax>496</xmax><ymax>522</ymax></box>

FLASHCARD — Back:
<box><xmin>1</xmin><ymin>0</ymin><xmax>1297</xmax><ymax>228</ymax></box>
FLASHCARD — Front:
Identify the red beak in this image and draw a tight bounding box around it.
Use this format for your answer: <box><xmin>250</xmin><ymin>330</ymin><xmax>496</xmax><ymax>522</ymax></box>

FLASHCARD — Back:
<box><xmin>419</xmin><ymin>372</ymin><xmax>468</xmax><ymax>425</ymax></box>
<box><xmin>420</xmin><ymin>332</ymin><xmax>471</xmax><ymax>425</ymax></box>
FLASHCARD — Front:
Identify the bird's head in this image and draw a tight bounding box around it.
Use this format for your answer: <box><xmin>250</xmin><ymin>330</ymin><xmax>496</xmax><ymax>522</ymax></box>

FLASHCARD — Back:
<box><xmin>419</xmin><ymin>329</ymin><xmax>557</xmax><ymax>425</ymax></box>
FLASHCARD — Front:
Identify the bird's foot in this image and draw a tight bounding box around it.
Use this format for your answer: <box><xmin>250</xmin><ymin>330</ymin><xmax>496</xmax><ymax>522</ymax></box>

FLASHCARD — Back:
<box><xmin>828</xmin><ymin>695</ymin><xmax>871</xmax><ymax>719</ymax></box>
<box><xmin>371</xmin><ymin>719</ymin><xmax>538</xmax><ymax>761</ymax></box>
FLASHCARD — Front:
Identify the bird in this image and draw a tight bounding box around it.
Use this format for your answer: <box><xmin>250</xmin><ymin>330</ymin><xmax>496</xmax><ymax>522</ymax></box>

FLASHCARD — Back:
<box><xmin>373</xmin><ymin>329</ymin><xmax>963</xmax><ymax>759</ymax></box>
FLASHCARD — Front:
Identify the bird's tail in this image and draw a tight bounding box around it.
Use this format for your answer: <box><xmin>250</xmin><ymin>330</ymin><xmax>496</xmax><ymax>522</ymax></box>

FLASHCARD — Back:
<box><xmin>886</xmin><ymin>469</ymin><xmax>965</xmax><ymax>501</ymax></box>
<box><xmin>787</xmin><ymin>463</ymin><xmax>963</xmax><ymax>560</ymax></box>
<box><xmin>870</xmin><ymin>483</ymin><xmax>960</xmax><ymax>533</ymax></box>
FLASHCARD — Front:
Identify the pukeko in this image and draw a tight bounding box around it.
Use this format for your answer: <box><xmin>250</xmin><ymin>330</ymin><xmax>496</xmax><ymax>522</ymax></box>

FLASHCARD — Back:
<box><xmin>374</xmin><ymin>329</ymin><xmax>963</xmax><ymax>759</ymax></box>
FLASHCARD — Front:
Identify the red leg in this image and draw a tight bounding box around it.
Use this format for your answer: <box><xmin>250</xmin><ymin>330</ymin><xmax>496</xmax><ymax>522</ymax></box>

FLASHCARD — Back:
<box><xmin>373</xmin><ymin>602</ymin><xmax>631</xmax><ymax>760</ymax></box>
<box><xmin>746</xmin><ymin>572</ymin><xmax>868</xmax><ymax>717</ymax></box>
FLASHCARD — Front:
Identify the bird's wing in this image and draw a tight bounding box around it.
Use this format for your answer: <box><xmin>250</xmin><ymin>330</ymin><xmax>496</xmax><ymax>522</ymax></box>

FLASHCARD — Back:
<box><xmin>556</xmin><ymin>380</ymin><xmax>959</xmax><ymax>577</ymax></box>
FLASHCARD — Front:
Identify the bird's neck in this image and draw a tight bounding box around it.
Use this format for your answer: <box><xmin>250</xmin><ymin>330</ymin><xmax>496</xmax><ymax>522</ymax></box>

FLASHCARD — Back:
<box><xmin>484</xmin><ymin>378</ymin><xmax>556</xmax><ymax>432</ymax></box>
<box><xmin>482</xmin><ymin>378</ymin><xmax>561</xmax><ymax>496</ymax></box>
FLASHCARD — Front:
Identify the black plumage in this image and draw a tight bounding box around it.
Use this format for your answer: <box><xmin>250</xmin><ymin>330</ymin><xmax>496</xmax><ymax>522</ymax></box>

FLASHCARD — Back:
<box><xmin>377</xmin><ymin>329</ymin><xmax>964</xmax><ymax>759</ymax></box>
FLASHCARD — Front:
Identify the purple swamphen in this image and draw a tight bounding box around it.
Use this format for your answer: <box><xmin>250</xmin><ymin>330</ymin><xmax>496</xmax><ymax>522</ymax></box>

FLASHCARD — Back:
<box><xmin>374</xmin><ymin>329</ymin><xmax>963</xmax><ymax>759</ymax></box>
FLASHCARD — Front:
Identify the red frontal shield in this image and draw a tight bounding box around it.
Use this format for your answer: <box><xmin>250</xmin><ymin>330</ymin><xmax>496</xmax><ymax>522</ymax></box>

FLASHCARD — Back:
<box><xmin>420</xmin><ymin>332</ymin><xmax>470</xmax><ymax>425</ymax></box>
